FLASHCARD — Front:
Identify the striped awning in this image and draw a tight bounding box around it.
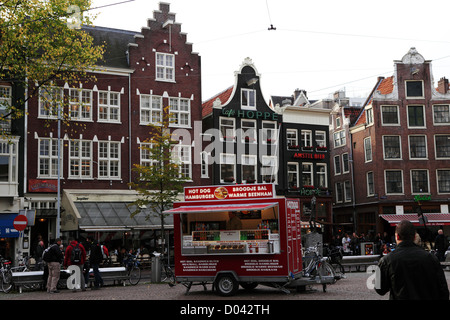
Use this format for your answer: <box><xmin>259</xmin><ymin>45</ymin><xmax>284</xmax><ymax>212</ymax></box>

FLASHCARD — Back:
<box><xmin>380</xmin><ymin>213</ymin><xmax>450</xmax><ymax>226</ymax></box>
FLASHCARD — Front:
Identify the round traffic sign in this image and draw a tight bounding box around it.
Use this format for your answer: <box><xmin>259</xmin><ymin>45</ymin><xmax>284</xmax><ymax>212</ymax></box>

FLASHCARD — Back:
<box><xmin>13</xmin><ymin>215</ymin><xmax>28</xmax><ymax>231</ymax></box>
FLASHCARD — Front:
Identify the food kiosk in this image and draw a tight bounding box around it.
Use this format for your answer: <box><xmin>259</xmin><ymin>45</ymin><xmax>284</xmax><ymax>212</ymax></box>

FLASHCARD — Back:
<box><xmin>164</xmin><ymin>184</ymin><xmax>337</xmax><ymax>296</ymax></box>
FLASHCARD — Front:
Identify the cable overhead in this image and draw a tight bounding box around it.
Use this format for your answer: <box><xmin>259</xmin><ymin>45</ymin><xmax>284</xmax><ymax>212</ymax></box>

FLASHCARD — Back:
<box><xmin>266</xmin><ymin>0</ymin><xmax>276</xmax><ymax>30</ymax></box>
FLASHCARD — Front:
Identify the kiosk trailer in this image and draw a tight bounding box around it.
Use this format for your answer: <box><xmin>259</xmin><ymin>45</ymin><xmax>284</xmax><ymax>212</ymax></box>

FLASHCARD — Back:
<box><xmin>164</xmin><ymin>184</ymin><xmax>337</xmax><ymax>296</ymax></box>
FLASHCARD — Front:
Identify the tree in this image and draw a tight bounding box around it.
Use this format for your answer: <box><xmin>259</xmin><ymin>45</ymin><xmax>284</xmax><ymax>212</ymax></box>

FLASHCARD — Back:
<box><xmin>129</xmin><ymin>106</ymin><xmax>189</xmax><ymax>255</ymax></box>
<box><xmin>0</xmin><ymin>0</ymin><xmax>104</xmax><ymax>136</ymax></box>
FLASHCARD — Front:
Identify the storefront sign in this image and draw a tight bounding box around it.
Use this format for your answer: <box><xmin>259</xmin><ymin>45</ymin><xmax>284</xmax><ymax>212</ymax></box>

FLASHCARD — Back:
<box><xmin>414</xmin><ymin>195</ymin><xmax>431</xmax><ymax>202</ymax></box>
<box><xmin>184</xmin><ymin>184</ymin><xmax>275</xmax><ymax>201</ymax></box>
<box><xmin>293</xmin><ymin>152</ymin><xmax>325</xmax><ymax>160</ymax></box>
<box><xmin>28</xmin><ymin>179</ymin><xmax>58</xmax><ymax>193</ymax></box>
<box><xmin>221</xmin><ymin>108</ymin><xmax>279</xmax><ymax>121</ymax></box>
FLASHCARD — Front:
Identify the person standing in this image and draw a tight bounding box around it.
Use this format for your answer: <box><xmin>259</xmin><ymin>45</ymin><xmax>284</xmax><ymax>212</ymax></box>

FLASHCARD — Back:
<box><xmin>45</xmin><ymin>238</ymin><xmax>63</xmax><ymax>293</ymax></box>
<box><xmin>34</xmin><ymin>240</ymin><xmax>45</xmax><ymax>270</ymax></box>
<box><xmin>375</xmin><ymin>220</ymin><xmax>449</xmax><ymax>300</ymax></box>
<box><xmin>87</xmin><ymin>237</ymin><xmax>104</xmax><ymax>290</ymax></box>
<box><xmin>64</xmin><ymin>238</ymin><xmax>87</xmax><ymax>292</ymax></box>
<box><xmin>434</xmin><ymin>229</ymin><xmax>448</xmax><ymax>262</ymax></box>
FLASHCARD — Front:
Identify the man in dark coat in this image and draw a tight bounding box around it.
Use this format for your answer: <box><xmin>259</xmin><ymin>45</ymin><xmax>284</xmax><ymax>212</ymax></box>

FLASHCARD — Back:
<box><xmin>434</xmin><ymin>229</ymin><xmax>448</xmax><ymax>262</ymax></box>
<box><xmin>87</xmin><ymin>237</ymin><xmax>104</xmax><ymax>290</ymax></box>
<box><xmin>375</xmin><ymin>221</ymin><xmax>449</xmax><ymax>300</ymax></box>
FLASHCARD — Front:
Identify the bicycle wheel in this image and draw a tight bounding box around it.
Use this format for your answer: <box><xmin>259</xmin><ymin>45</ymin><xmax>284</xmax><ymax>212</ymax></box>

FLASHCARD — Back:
<box><xmin>2</xmin><ymin>270</ymin><xmax>13</xmax><ymax>293</ymax></box>
<box><xmin>128</xmin><ymin>265</ymin><xmax>141</xmax><ymax>285</ymax></box>
<box><xmin>319</xmin><ymin>261</ymin><xmax>336</xmax><ymax>283</ymax></box>
<box><xmin>164</xmin><ymin>265</ymin><xmax>176</xmax><ymax>287</ymax></box>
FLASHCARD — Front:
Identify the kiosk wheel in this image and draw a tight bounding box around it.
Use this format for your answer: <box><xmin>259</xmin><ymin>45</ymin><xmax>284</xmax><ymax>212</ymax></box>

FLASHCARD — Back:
<box><xmin>215</xmin><ymin>274</ymin><xmax>239</xmax><ymax>297</ymax></box>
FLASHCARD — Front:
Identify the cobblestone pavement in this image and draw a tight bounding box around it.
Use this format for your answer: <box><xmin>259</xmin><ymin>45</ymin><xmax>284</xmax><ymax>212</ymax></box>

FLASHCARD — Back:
<box><xmin>1</xmin><ymin>271</ymin><xmax>449</xmax><ymax>302</ymax></box>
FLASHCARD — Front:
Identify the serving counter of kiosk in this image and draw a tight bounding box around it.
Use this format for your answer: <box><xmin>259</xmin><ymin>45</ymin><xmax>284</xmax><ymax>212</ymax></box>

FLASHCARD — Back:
<box><xmin>164</xmin><ymin>184</ymin><xmax>338</xmax><ymax>296</ymax></box>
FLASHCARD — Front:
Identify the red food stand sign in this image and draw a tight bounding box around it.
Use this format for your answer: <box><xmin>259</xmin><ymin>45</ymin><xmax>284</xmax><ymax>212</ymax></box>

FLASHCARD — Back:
<box><xmin>184</xmin><ymin>183</ymin><xmax>275</xmax><ymax>201</ymax></box>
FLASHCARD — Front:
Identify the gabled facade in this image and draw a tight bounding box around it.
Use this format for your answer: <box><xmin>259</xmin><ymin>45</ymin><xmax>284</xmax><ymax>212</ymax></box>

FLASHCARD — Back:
<box><xmin>345</xmin><ymin>48</ymin><xmax>450</xmax><ymax>240</ymax></box>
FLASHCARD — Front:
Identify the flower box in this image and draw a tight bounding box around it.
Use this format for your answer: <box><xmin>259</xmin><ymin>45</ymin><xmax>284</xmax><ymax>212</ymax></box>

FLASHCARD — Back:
<box><xmin>316</xmin><ymin>146</ymin><xmax>328</xmax><ymax>151</ymax></box>
<box><xmin>288</xmin><ymin>145</ymin><xmax>299</xmax><ymax>150</ymax></box>
<box><xmin>224</xmin><ymin>177</ymin><xmax>235</xmax><ymax>183</ymax></box>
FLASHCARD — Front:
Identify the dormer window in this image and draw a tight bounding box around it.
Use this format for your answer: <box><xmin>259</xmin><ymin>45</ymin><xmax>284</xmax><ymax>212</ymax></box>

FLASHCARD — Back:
<box><xmin>241</xmin><ymin>89</ymin><xmax>256</xmax><ymax>109</ymax></box>
<box><xmin>156</xmin><ymin>52</ymin><xmax>174</xmax><ymax>82</ymax></box>
<box><xmin>405</xmin><ymin>80</ymin><xmax>424</xmax><ymax>98</ymax></box>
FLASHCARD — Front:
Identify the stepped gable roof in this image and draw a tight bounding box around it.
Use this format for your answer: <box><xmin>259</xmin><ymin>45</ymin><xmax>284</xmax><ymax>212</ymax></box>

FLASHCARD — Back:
<box><xmin>202</xmin><ymin>86</ymin><xmax>233</xmax><ymax>118</ymax></box>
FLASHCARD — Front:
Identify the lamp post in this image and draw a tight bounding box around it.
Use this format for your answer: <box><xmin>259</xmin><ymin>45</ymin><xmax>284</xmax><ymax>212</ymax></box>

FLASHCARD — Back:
<box><xmin>56</xmin><ymin>99</ymin><xmax>61</xmax><ymax>239</ymax></box>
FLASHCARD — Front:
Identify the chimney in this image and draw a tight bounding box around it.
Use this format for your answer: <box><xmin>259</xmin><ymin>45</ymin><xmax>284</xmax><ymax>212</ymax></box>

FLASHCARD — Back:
<box><xmin>438</xmin><ymin>77</ymin><xmax>449</xmax><ymax>94</ymax></box>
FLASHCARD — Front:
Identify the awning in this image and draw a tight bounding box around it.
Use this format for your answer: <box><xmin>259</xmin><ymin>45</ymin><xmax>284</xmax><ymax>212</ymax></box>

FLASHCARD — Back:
<box><xmin>74</xmin><ymin>202</ymin><xmax>173</xmax><ymax>232</ymax></box>
<box><xmin>0</xmin><ymin>214</ymin><xmax>20</xmax><ymax>238</ymax></box>
<box><xmin>380</xmin><ymin>213</ymin><xmax>450</xmax><ymax>226</ymax></box>
<box><xmin>164</xmin><ymin>202</ymin><xmax>278</xmax><ymax>214</ymax></box>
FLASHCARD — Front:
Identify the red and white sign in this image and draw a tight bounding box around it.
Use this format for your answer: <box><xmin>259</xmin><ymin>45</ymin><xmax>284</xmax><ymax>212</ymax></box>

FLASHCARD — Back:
<box><xmin>13</xmin><ymin>215</ymin><xmax>28</xmax><ymax>231</ymax></box>
<box><xmin>184</xmin><ymin>183</ymin><xmax>274</xmax><ymax>201</ymax></box>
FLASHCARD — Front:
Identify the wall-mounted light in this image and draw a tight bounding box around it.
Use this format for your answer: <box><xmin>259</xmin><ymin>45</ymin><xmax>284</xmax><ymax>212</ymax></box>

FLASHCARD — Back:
<box><xmin>246</xmin><ymin>78</ymin><xmax>258</xmax><ymax>86</ymax></box>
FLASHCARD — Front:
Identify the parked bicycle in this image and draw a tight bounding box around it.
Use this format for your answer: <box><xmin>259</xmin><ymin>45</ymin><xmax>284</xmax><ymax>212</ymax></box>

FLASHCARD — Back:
<box><xmin>324</xmin><ymin>245</ymin><xmax>346</xmax><ymax>276</ymax></box>
<box><xmin>0</xmin><ymin>255</ymin><xmax>13</xmax><ymax>293</ymax></box>
<box><xmin>122</xmin><ymin>252</ymin><xmax>141</xmax><ymax>285</ymax></box>
<box><xmin>302</xmin><ymin>242</ymin><xmax>337</xmax><ymax>292</ymax></box>
<box><xmin>159</xmin><ymin>254</ymin><xmax>175</xmax><ymax>287</ymax></box>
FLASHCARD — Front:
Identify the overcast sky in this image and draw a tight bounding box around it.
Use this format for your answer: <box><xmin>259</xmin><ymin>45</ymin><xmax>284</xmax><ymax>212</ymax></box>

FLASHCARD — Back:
<box><xmin>89</xmin><ymin>0</ymin><xmax>450</xmax><ymax>103</ymax></box>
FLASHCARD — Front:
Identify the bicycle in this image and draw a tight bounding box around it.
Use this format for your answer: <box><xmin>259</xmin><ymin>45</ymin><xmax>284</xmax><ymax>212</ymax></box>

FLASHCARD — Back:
<box><xmin>159</xmin><ymin>254</ymin><xmax>175</xmax><ymax>287</ymax></box>
<box><xmin>302</xmin><ymin>242</ymin><xmax>337</xmax><ymax>292</ymax></box>
<box><xmin>324</xmin><ymin>245</ymin><xmax>346</xmax><ymax>277</ymax></box>
<box><xmin>123</xmin><ymin>253</ymin><xmax>141</xmax><ymax>285</ymax></box>
<box><xmin>0</xmin><ymin>256</ymin><xmax>13</xmax><ymax>293</ymax></box>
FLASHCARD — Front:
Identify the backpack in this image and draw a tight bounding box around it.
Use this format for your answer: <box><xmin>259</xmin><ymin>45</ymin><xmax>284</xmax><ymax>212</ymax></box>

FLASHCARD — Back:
<box><xmin>42</xmin><ymin>245</ymin><xmax>55</xmax><ymax>262</ymax></box>
<box><xmin>101</xmin><ymin>245</ymin><xmax>108</xmax><ymax>260</ymax></box>
<box><xmin>71</xmin><ymin>243</ymin><xmax>82</xmax><ymax>264</ymax></box>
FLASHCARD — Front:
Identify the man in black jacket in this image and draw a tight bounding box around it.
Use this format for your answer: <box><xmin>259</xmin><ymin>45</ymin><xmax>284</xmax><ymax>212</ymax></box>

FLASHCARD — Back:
<box><xmin>375</xmin><ymin>221</ymin><xmax>449</xmax><ymax>300</ymax></box>
<box><xmin>46</xmin><ymin>238</ymin><xmax>63</xmax><ymax>293</ymax></box>
<box><xmin>87</xmin><ymin>237</ymin><xmax>104</xmax><ymax>290</ymax></box>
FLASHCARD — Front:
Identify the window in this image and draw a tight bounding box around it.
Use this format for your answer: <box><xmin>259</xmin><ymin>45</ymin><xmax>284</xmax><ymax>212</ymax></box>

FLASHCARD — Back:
<box><xmin>433</xmin><ymin>105</ymin><xmax>450</xmax><ymax>124</ymax></box>
<box><xmin>381</xmin><ymin>105</ymin><xmax>399</xmax><ymax>125</ymax></box>
<box><xmin>0</xmin><ymin>140</ymin><xmax>18</xmax><ymax>183</ymax></box>
<box><xmin>172</xmin><ymin>145</ymin><xmax>191</xmax><ymax>179</ymax></box>
<box><xmin>366</xmin><ymin>107</ymin><xmax>373</xmax><ymax>125</ymax></box>
<box><xmin>261</xmin><ymin>156</ymin><xmax>277</xmax><ymax>183</ymax></box>
<box><xmin>385</xmin><ymin>170</ymin><xmax>403</xmax><ymax>194</ymax></box>
<box><xmin>69</xmin><ymin>140</ymin><xmax>92</xmax><ymax>178</ymax></box>
<box><xmin>317</xmin><ymin>164</ymin><xmax>327</xmax><ymax>188</ymax></box>
<box><xmin>364</xmin><ymin>137</ymin><xmax>372</xmax><ymax>162</ymax></box>
<box><xmin>334</xmin><ymin>155</ymin><xmax>341</xmax><ymax>175</ymax></box>
<box><xmin>437</xmin><ymin>170</ymin><xmax>450</xmax><ymax>193</ymax></box>
<box><xmin>39</xmin><ymin>87</ymin><xmax>63</xmax><ymax>119</ymax></box>
<box><xmin>411</xmin><ymin>170</ymin><xmax>429</xmax><ymax>194</ymax></box>
<box><xmin>287</xmin><ymin>162</ymin><xmax>299</xmax><ymax>188</ymax></box>
<box><xmin>140</xmin><ymin>95</ymin><xmax>162</xmax><ymax>124</ymax></box>
<box><xmin>98</xmin><ymin>141</ymin><xmax>120</xmax><ymax>179</ymax></box>
<box><xmin>335</xmin><ymin>182</ymin><xmax>343</xmax><ymax>203</ymax></box>
<box><xmin>169</xmin><ymin>97</ymin><xmax>190</xmax><ymax>127</ymax></box>
<box><xmin>336</xmin><ymin>117</ymin><xmax>341</xmax><ymax>128</ymax></box>
<box><xmin>301</xmin><ymin>163</ymin><xmax>313</xmax><ymax>187</ymax></box>
<box><xmin>344</xmin><ymin>181</ymin><xmax>352</xmax><ymax>202</ymax></box>
<box><xmin>333</xmin><ymin>130</ymin><xmax>346</xmax><ymax>148</ymax></box>
<box><xmin>38</xmin><ymin>138</ymin><xmax>62</xmax><ymax>178</ymax></box>
<box><xmin>383</xmin><ymin>136</ymin><xmax>401</xmax><ymax>159</ymax></box>
<box><xmin>367</xmin><ymin>172</ymin><xmax>374</xmax><ymax>196</ymax></box>
<box><xmin>406</xmin><ymin>80</ymin><xmax>424</xmax><ymax>98</ymax></box>
<box><xmin>409</xmin><ymin>135</ymin><xmax>427</xmax><ymax>159</ymax></box>
<box><xmin>69</xmin><ymin>88</ymin><xmax>92</xmax><ymax>121</ymax></box>
<box><xmin>98</xmin><ymin>91</ymin><xmax>120</xmax><ymax>123</ymax></box>
<box><xmin>241</xmin><ymin>89</ymin><xmax>256</xmax><ymax>109</ymax></box>
<box><xmin>140</xmin><ymin>143</ymin><xmax>156</xmax><ymax>167</ymax></box>
<box><xmin>0</xmin><ymin>86</ymin><xmax>11</xmax><ymax>130</ymax></box>
<box><xmin>301</xmin><ymin>130</ymin><xmax>312</xmax><ymax>148</ymax></box>
<box><xmin>435</xmin><ymin>135</ymin><xmax>450</xmax><ymax>158</ymax></box>
<box><xmin>408</xmin><ymin>105</ymin><xmax>425</xmax><ymax>128</ymax></box>
<box><xmin>315</xmin><ymin>131</ymin><xmax>327</xmax><ymax>148</ymax></box>
<box><xmin>220</xmin><ymin>153</ymin><xmax>235</xmax><ymax>183</ymax></box>
<box><xmin>342</xmin><ymin>153</ymin><xmax>349</xmax><ymax>173</ymax></box>
<box><xmin>262</xmin><ymin>121</ymin><xmax>277</xmax><ymax>144</ymax></box>
<box><xmin>241</xmin><ymin>120</ymin><xmax>256</xmax><ymax>143</ymax></box>
<box><xmin>286</xmin><ymin>129</ymin><xmax>298</xmax><ymax>149</ymax></box>
<box><xmin>241</xmin><ymin>155</ymin><xmax>257</xmax><ymax>182</ymax></box>
<box><xmin>220</xmin><ymin>117</ymin><xmax>235</xmax><ymax>141</ymax></box>
<box><xmin>156</xmin><ymin>52</ymin><xmax>174</xmax><ymax>81</ymax></box>
<box><xmin>200</xmin><ymin>152</ymin><xmax>209</xmax><ymax>178</ymax></box>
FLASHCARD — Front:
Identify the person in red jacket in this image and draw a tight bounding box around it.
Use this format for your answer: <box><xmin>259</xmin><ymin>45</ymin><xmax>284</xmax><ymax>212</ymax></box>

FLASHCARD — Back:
<box><xmin>64</xmin><ymin>239</ymin><xmax>87</xmax><ymax>292</ymax></box>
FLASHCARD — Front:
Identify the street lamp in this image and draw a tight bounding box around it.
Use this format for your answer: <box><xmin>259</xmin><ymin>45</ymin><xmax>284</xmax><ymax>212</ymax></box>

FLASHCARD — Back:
<box><xmin>309</xmin><ymin>193</ymin><xmax>317</xmax><ymax>232</ymax></box>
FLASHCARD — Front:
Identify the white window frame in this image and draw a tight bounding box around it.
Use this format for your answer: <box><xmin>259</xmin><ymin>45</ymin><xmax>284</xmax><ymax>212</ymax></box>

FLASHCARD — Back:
<box><xmin>0</xmin><ymin>139</ymin><xmax>18</xmax><ymax>184</ymax></box>
<box><xmin>140</xmin><ymin>94</ymin><xmax>162</xmax><ymax>125</ymax></box>
<box><xmin>342</xmin><ymin>153</ymin><xmax>350</xmax><ymax>173</ymax></box>
<box><xmin>262</xmin><ymin>121</ymin><xmax>277</xmax><ymax>144</ymax></box>
<box><xmin>172</xmin><ymin>144</ymin><xmax>192</xmax><ymax>179</ymax></box>
<box><xmin>405</xmin><ymin>80</ymin><xmax>424</xmax><ymax>99</ymax></box>
<box><xmin>261</xmin><ymin>155</ymin><xmax>277</xmax><ymax>183</ymax></box>
<box><xmin>344</xmin><ymin>180</ymin><xmax>352</xmax><ymax>202</ymax></box>
<box><xmin>69</xmin><ymin>88</ymin><xmax>92</xmax><ymax>121</ymax></box>
<box><xmin>286</xmin><ymin>129</ymin><xmax>298</xmax><ymax>149</ymax></box>
<box><xmin>335</xmin><ymin>182</ymin><xmax>343</xmax><ymax>203</ymax></box>
<box><xmin>407</xmin><ymin>105</ymin><xmax>426</xmax><ymax>129</ymax></box>
<box><xmin>433</xmin><ymin>104</ymin><xmax>450</xmax><ymax>125</ymax></box>
<box><xmin>333</xmin><ymin>130</ymin><xmax>346</xmax><ymax>148</ymax></box>
<box><xmin>220</xmin><ymin>153</ymin><xmax>236</xmax><ymax>183</ymax></box>
<box><xmin>156</xmin><ymin>52</ymin><xmax>175</xmax><ymax>82</ymax></box>
<box><xmin>38</xmin><ymin>138</ymin><xmax>63</xmax><ymax>178</ymax></box>
<box><xmin>287</xmin><ymin>162</ymin><xmax>299</xmax><ymax>188</ymax></box>
<box><xmin>241</xmin><ymin>119</ymin><xmax>257</xmax><ymax>144</ymax></box>
<box><xmin>38</xmin><ymin>86</ymin><xmax>63</xmax><ymax>119</ymax></box>
<box><xmin>301</xmin><ymin>162</ymin><xmax>313</xmax><ymax>187</ymax></box>
<box><xmin>315</xmin><ymin>131</ymin><xmax>327</xmax><ymax>149</ymax></box>
<box><xmin>69</xmin><ymin>140</ymin><xmax>92</xmax><ymax>179</ymax></box>
<box><xmin>437</xmin><ymin>169</ymin><xmax>450</xmax><ymax>194</ymax></box>
<box><xmin>410</xmin><ymin>169</ymin><xmax>429</xmax><ymax>194</ymax></box>
<box><xmin>98</xmin><ymin>141</ymin><xmax>120</xmax><ymax>179</ymax></box>
<box><xmin>317</xmin><ymin>163</ymin><xmax>328</xmax><ymax>188</ymax></box>
<box><xmin>0</xmin><ymin>85</ymin><xmax>11</xmax><ymax>111</ymax></box>
<box><xmin>200</xmin><ymin>151</ymin><xmax>209</xmax><ymax>178</ymax></box>
<box><xmin>381</xmin><ymin>105</ymin><xmax>400</xmax><ymax>126</ymax></box>
<box><xmin>385</xmin><ymin>170</ymin><xmax>404</xmax><ymax>195</ymax></box>
<box><xmin>408</xmin><ymin>135</ymin><xmax>427</xmax><ymax>159</ymax></box>
<box><xmin>98</xmin><ymin>90</ymin><xmax>120</xmax><ymax>123</ymax></box>
<box><xmin>367</xmin><ymin>171</ymin><xmax>374</xmax><ymax>196</ymax></box>
<box><xmin>435</xmin><ymin>135</ymin><xmax>450</xmax><ymax>159</ymax></box>
<box><xmin>241</xmin><ymin>88</ymin><xmax>256</xmax><ymax>109</ymax></box>
<box><xmin>334</xmin><ymin>155</ymin><xmax>341</xmax><ymax>175</ymax></box>
<box><xmin>364</xmin><ymin>137</ymin><xmax>372</xmax><ymax>162</ymax></box>
<box><xmin>169</xmin><ymin>97</ymin><xmax>190</xmax><ymax>127</ymax></box>
<box><xmin>383</xmin><ymin>135</ymin><xmax>402</xmax><ymax>160</ymax></box>
<box><xmin>365</xmin><ymin>107</ymin><xmax>374</xmax><ymax>126</ymax></box>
